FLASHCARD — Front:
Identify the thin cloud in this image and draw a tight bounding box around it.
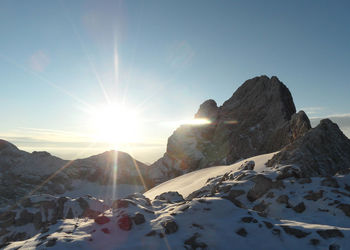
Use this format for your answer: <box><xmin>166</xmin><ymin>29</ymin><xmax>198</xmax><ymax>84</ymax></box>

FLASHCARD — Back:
<box><xmin>301</xmin><ymin>106</ymin><xmax>325</xmax><ymax>115</ymax></box>
<box><xmin>29</xmin><ymin>50</ymin><xmax>50</xmax><ymax>72</ymax></box>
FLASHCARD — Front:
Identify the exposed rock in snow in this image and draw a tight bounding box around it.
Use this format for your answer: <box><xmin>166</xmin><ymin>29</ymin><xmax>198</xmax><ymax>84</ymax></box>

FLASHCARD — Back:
<box><xmin>149</xmin><ymin>76</ymin><xmax>311</xmax><ymax>184</ymax></box>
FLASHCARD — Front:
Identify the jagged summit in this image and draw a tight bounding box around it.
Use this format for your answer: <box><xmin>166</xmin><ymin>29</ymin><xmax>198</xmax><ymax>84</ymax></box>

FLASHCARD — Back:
<box><xmin>221</xmin><ymin>75</ymin><xmax>296</xmax><ymax>121</ymax></box>
<box><xmin>149</xmin><ymin>75</ymin><xmax>311</xmax><ymax>183</ymax></box>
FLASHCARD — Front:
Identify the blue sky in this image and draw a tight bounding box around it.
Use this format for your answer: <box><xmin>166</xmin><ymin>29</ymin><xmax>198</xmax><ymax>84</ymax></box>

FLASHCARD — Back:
<box><xmin>0</xmin><ymin>0</ymin><xmax>349</xmax><ymax>163</ymax></box>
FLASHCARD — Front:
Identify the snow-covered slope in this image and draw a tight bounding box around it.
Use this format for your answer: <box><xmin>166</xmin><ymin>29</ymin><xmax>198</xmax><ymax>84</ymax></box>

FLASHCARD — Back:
<box><xmin>145</xmin><ymin>152</ymin><xmax>278</xmax><ymax>199</ymax></box>
<box><xmin>2</xmin><ymin>153</ymin><xmax>350</xmax><ymax>250</ymax></box>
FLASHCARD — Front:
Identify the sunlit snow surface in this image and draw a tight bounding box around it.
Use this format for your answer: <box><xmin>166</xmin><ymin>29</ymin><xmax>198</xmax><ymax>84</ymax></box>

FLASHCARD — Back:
<box><xmin>144</xmin><ymin>152</ymin><xmax>278</xmax><ymax>199</ymax></box>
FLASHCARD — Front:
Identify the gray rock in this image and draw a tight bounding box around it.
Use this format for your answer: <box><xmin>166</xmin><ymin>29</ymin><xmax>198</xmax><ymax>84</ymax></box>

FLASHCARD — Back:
<box><xmin>304</xmin><ymin>190</ymin><xmax>323</xmax><ymax>201</ymax></box>
<box><xmin>227</xmin><ymin>189</ymin><xmax>245</xmax><ymax>198</ymax></box>
<box><xmin>329</xmin><ymin>243</ymin><xmax>341</xmax><ymax>250</ymax></box>
<box><xmin>132</xmin><ymin>213</ymin><xmax>145</xmax><ymax>225</ymax></box>
<box><xmin>241</xmin><ymin>217</ymin><xmax>257</xmax><ymax>223</ymax></box>
<box><xmin>317</xmin><ymin>229</ymin><xmax>344</xmax><ymax>239</ymax></box>
<box><xmin>309</xmin><ymin>238</ymin><xmax>320</xmax><ymax>246</ymax></box>
<box><xmin>184</xmin><ymin>233</ymin><xmax>207</xmax><ymax>249</ymax></box>
<box><xmin>162</xmin><ymin>220</ymin><xmax>178</xmax><ymax>234</ymax></box>
<box><xmin>276</xmin><ymin>195</ymin><xmax>289</xmax><ymax>204</ymax></box>
<box><xmin>281</xmin><ymin>226</ymin><xmax>310</xmax><ymax>238</ymax></box>
<box><xmin>337</xmin><ymin>203</ymin><xmax>350</xmax><ymax>217</ymax></box>
<box><xmin>155</xmin><ymin>191</ymin><xmax>184</xmax><ymax>203</ymax></box>
<box><xmin>293</xmin><ymin>202</ymin><xmax>306</xmax><ymax>213</ymax></box>
<box><xmin>238</xmin><ymin>161</ymin><xmax>255</xmax><ymax>171</ymax></box>
<box><xmin>222</xmin><ymin>195</ymin><xmax>246</xmax><ymax>209</ymax></box>
<box><xmin>66</xmin><ymin>208</ymin><xmax>74</xmax><ymax>219</ymax></box>
<box><xmin>267</xmin><ymin>119</ymin><xmax>350</xmax><ymax>177</ymax></box>
<box><xmin>46</xmin><ymin>238</ymin><xmax>57</xmax><ymax>247</ymax></box>
<box><xmin>247</xmin><ymin>175</ymin><xmax>284</xmax><ymax>202</ymax></box>
<box><xmin>236</xmin><ymin>228</ymin><xmax>247</xmax><ymax>237</ymax></box>
<box><xmin>253</xmin><ymin>200</ymin><xmax>269</xmax><ymax>212</ymax></box>
<box><xmin>263</xmin><ymin>221</ymin><xmax>273</xmax><ymax>229</ymax></box>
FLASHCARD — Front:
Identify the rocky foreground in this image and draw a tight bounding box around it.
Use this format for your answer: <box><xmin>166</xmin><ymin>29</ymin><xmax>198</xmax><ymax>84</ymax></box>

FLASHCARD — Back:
<box><xmin>1</xmin><ymin>151</ymin><xmax>350</xmax><ymax>249</ymax></box>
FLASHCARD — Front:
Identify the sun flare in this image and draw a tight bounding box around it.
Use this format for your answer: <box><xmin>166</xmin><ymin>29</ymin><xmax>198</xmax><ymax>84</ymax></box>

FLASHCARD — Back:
<box><xmin>89</xmin><ymin>103</ymin><xmax>140</xmax><ymax>149</ymax></box>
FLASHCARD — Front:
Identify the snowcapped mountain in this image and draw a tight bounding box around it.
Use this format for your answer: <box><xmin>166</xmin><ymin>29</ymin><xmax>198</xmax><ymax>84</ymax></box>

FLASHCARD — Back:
<box><xmin>0</xmin><ymin>75</ymin><xmax>350</xmax><ymax>249</ymax></box>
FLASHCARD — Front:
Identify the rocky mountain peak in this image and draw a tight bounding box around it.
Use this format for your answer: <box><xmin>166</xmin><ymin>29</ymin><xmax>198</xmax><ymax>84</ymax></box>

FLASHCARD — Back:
<box><xmin>149</xmin><ymin>76</ymin><xmax>311</xmax><ymax>183</ymax></box>
<box><xmin>266</xmin><ymin>118</ymin><xmax>350</xmax><ymax>177</ymax></box>
<box><xmin>194</xmin><ymin>99</ymin><xmax>218</xmax><ymax>121</ymax></box>
<box><xmin>221</xmin><ymin>75</ymin><xmax>296</xmax><ymax>124</ymax></box>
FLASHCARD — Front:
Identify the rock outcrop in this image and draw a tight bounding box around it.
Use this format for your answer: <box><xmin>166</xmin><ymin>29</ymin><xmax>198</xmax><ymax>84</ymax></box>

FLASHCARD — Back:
<box><xmin>149</xmin><ymin>76</ymin><xmax>311</xmax><ymax>183</ymax></box>
<box><xmin>266</xmin><ymin>119</ymin><xmax>350</xmax><ymax>177</ymax></box>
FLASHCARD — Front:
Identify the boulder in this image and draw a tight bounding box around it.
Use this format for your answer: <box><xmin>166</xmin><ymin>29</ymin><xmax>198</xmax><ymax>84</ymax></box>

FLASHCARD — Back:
<box><xmin>162</xmin><ymin>220</ymin><xmax>178</xmax><ymax>234</ymax></box>
<box><xmin>94</xmin><ymin>215</ymin><xmax>110</xmax><ymax>225</ymax></box>
<box><xmin>184</xmin><ymin>233</ymin><xmax>207</xmax><ymax>249</ymax></box>
<box><xmin>238</xmin><ymin>161</ymin><xmax>255</xmax><ymax>171</ymax></box>
<box><xmin>132</xmin><ymin>213</ymin><xmax>145</xmax><ymax>225</ymax></box>
<box><xmin>247</xmin><ymin>175</ymin><xmax>284</xmax><ymax>202</ymax></box>
<box><xmin>276</xmin><ymin>195</ymin><xmax>289</xmax><ymax>204</ymax></box>
<box><xmin>337</xmin><ymin>203</ymin><xmax>350</xmax><ymax>217</ymax></box>
<box><xmin>236</xmin><ymin>228</ymin><xmax>247</xmax><ymax>237</ymax></box>
<box><xmin>155</xmin><ymin>191</ymin><xmax>184</xmax><ymax>203</ymax></box>
<box><xmin>118</xmin><ymin>215</ymin><xmax>132</xmax><ymax>231</ymax></box>
<box><xmin>293</xmin><ymin>202</ymin><xmax>306</xmax><ymax>213</ymax></box>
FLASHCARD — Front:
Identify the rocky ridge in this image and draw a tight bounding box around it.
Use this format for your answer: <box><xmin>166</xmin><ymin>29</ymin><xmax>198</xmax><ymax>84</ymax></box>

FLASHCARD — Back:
<box><xmin>267</xmin><ymin>119</ymin><xmax>350</xmax><ymax>177</ymax></box>
<box><xmin>0</xmin><ymin>140</ymin><xmax>149</xmax><ymax>207</ymax></box>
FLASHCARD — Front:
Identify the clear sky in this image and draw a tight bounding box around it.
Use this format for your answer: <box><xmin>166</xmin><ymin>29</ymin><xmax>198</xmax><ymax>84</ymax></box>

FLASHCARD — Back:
<box><xmin>0</xmin><ymin>0</ymin><xmax>349</xmax><ymax>163</ymax></box>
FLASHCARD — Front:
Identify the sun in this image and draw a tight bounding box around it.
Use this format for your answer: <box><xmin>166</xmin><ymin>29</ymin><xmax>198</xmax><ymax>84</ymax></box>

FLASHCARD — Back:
<box><xmin>89</xmin><ymin>103</ymin><xmax>140</xmax><ymax>149</ymax></box>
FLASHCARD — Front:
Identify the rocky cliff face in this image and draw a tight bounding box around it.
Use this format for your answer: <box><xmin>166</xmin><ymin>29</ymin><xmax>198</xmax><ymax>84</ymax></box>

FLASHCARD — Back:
<box><xmin>0</xmin><ymin>140</ymin><xmax>149</xmax><ymax>207</ymax></box>
<box><xmin>149</xmin><ymin>76</ymin><xmax>311</xmax><ymax>183</ymax></box>
<box><xmin>266</xmin><ymin>119</ymin><xmax>350</xmax><ymax>177</ymax></box>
